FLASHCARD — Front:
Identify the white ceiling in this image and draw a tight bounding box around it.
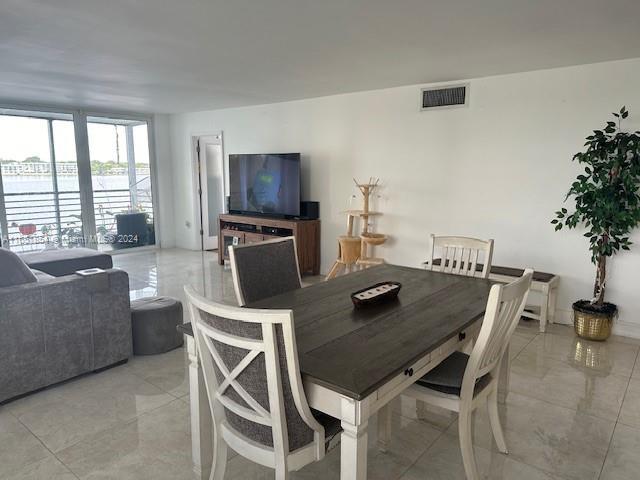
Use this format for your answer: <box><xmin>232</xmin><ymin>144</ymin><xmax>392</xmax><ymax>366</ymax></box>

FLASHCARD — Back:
<box><xmin>1</xmin><ymin>0</ymin><xmax>639</xmax><ymax>114</ymax></box>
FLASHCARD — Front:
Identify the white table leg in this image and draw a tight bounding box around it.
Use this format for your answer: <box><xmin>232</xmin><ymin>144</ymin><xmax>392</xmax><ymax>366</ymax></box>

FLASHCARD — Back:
<box><xmin>377</xmin><ymin>405</ymin><xmax>392</xmax><ymax>452</ymax></box>
<box><xmin>340</xmin><ymin>420</ymin><xmax>369</xmax><ymax>480</ymax></box>
<box><xmin>539</xmin><ymin>285</ymin><xmax>549</xmax><ymax>333</ymax></box>
<box><xmin>187</xmin><ymin>335</ymin><xmax>216</xmax><ymax>480</ymax></box>
<box><xmin>498</xmin><ymin>345</ymin><xmax>510</xmax><ymax>404</ymax></box>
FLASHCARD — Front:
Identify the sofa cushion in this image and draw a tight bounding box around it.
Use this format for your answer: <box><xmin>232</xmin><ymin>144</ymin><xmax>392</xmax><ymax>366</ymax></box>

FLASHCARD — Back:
<box><xmin>0</xmin><ymin>248</ymin><xmax>38</xmax><ymax>288</ymax></box>
<box><xmin>19</xmin><ymin>248</ymin><xmax>113</xmax><ymax>277</ymax></box>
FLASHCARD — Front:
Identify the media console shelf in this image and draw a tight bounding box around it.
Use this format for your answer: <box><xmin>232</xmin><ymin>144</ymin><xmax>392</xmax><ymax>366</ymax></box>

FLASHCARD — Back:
<box><xmin>218</xmin><ymin>214</ymin><xmax>321</xmax><ymax>275</ymax></box>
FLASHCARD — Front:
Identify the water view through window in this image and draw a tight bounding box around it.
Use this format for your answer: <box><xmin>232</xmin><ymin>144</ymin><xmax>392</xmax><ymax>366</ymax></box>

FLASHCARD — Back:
<box><xmin>0</xmin><ymin>110</ymin><xmax>155</xmax><ymax>252</ymax></box>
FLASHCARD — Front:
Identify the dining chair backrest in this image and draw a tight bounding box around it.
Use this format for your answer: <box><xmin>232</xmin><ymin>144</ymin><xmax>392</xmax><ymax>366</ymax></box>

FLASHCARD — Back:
<box><xmin>184</xmin><ymin>286</ymin><xmax>324</xmax><ymax>466</ymax></box>
<box><xmin>229</xmin><ymin>236</ymin><xmax>302</xmax><ymax>306</ymax></box>
<box><xmin>461</xmin><ymin>269</ymin><xmax>533</xmax><ymax>399</ymax></box>
<box><xmin>428</xmin><ymin>235</ymin><xmax>494</xmax><ymax>279</ymax></box>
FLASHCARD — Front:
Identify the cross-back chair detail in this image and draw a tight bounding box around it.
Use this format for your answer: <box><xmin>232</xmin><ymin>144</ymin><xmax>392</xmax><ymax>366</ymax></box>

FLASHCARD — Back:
<box><xmin>229</xmin><ymin>236</ymin><xmax>302</xmax><ymax>306</ymax></box>
<box><xmin>427</xmin><ymin>235</ymin><xmax>494</xmax><ymax>278</ymax></box>
<box><xmin>185</xmin><ymin>286</ymin><xmax>331</xmax><ymax>479</ymax></box>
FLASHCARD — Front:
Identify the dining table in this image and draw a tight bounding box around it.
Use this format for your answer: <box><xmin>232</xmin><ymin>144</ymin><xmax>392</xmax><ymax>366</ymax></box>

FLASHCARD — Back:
<box><xmin>181</xmin><ymin>263</ymin><xmax>510</xmax><ymax>480</ymax></box>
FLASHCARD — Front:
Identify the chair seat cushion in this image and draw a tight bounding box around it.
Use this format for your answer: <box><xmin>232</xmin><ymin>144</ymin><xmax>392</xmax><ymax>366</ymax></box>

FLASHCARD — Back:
<box><xmin>312</xmin><ymin>409</ymin><xmax>342</xmax><ymax>448</ymax></box>
<box><xmin>415</xmin><ymin>351</ymin><xmax>491</xmax><ymax>396</ymax></box>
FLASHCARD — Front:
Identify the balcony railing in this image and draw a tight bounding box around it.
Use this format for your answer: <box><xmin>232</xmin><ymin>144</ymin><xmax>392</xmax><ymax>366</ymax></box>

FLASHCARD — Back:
<box><xmin>4</xmin><ymin>189</ymin><xmax>154</xmax><ymax>252</ymax></box>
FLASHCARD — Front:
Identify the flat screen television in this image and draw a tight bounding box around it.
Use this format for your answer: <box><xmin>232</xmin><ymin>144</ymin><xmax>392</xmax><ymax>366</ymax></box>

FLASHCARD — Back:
<box><xmin>228</xmin><ymin>153</ymin><xmax>301</xmax><ymax>217</ymax></box>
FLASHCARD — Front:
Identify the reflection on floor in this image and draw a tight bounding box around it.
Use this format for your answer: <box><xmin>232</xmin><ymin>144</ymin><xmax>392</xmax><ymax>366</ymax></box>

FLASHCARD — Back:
<box><xmin>1</xmin><ymin>248</ymin><xmax>639</xmax><ymax>479</ymax></box>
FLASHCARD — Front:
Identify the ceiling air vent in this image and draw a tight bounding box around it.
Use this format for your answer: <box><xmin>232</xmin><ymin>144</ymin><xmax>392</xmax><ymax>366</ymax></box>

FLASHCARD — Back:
<box><xmin>421</xmin><ymin>84</ymin><xmax>469</xmax><ymax>111</ymax></box>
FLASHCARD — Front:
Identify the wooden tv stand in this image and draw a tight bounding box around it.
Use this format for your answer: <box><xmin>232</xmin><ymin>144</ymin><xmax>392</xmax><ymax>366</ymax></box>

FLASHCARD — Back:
<box><xmin>218</xmin><ymin>214</ymin><xmax>321</xmax><ymax>275</ymax></box>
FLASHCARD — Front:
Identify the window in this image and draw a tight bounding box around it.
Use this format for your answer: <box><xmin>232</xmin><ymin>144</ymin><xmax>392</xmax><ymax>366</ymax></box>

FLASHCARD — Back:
<box><xmin>0</xmin><ymin>111</ymin><xmax>81</xmax><ymax>251</ymax></box>
<box><xmin>87</xmin><ymin>117</ymin><xmax>155</xmax><ymax>250</ymax></box>
<box><xmin>0</xmin><ymin>108</ymin><xmax>157</xmax><ymax>252</ymax></box>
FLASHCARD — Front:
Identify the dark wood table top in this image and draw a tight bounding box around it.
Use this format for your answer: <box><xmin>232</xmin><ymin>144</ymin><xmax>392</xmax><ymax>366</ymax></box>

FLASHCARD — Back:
<box><xmin>247</xmin><ymin>264</ymin><xmax>493</xmax><ymax>400</ymax></box>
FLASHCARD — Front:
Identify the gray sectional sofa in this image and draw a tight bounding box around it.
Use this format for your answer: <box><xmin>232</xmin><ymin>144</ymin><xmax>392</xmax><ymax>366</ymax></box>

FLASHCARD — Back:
<box><xmin>0</xmin><ymin>248</ymin><xmax>132</xmax><ymax>403</ymax></box>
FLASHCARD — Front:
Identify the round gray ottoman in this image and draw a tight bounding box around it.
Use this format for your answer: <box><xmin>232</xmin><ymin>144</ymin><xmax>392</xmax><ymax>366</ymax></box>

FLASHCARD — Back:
<box><xmin>131</xmin><ymin>296</ymin><xmax>184</xmax><ymax>355</ymax></box>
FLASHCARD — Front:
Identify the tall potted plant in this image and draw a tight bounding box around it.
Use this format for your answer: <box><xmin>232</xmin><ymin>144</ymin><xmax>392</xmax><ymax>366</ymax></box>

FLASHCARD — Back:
<box><xmin>553</xmin><ymin>107</ymin><xmax>640</xmax><ymax>340</ymax></box>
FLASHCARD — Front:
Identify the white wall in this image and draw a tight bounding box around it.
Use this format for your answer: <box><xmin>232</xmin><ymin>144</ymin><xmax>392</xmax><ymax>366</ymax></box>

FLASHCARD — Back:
<box><xmin>152</xmin><ymin>114</ymin><xmax>176</xmax><ymax>248</ymax></box>
<box><xmin>167</xmin><ymin>57</ymin><xmax>640</xmax><ymax>337</ymax></box>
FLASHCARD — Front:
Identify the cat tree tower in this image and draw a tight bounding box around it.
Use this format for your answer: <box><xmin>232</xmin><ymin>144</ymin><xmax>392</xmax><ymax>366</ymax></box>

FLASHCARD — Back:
<box><xmin>327</xmin><ymin>178</ymin><xmax>387</xmax><ymax>279</ymax></box>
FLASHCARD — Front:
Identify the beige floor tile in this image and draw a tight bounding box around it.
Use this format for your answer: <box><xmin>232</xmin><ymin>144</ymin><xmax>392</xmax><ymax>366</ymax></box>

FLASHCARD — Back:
<box><xmin>600</xmin><ymin>423</ymin><xmax>640</xmax><ymax>480</ymax></box>
<box><xmin>523</xmin><ymin>333</ymin><xmax>639</xmax><ymax>378</ymax></box>
<box><xmin>9</xmin><ymin>368</ymin><xmax>175</xmax><ymax>452</ymax></box>
<box><xmin>0</xmin><ymin>410</ymin><xmax>52</xmax><ymax>478</ymax></box>
<box><xmin>510</xmin><ymin>349</ymin><xmax>629</xmax><ymax>421</ymax></box>
<box><xmin>445</xmin><ymin>392</ymin><xmax>614</xmax><ymax>480</ymax></box>
<box><xmin>617</xmin><ymin>377</ymin><xmax>640</xmax><ymax>429</ymax></box>
<box><xmin>57</xmin><ymin>400</ymin><xmax>194</xmax><ymax>479</ymax></box>
<box><xmin>510</xmin><ymin>332</ymin><xmax>535</xmax><ymax>359</ymax></box>
<box><xmin>124</xmin><ymin>347</ymin><xmax>189</xmax><ymax>398</ymax></box>
<box><xmin>2</xmin><ymin>456</ymin><xmax>78</xmax><ymax>480</ymax></box>
<box><xmin>400</xmin><ymin>432</ymin><xmax>557</xmax><ymax>480</ymax></box>
<box><xmin>515</xmin><ymin>319</ymin><xmax>546</xmax><ymax>338</ymax></box>
<box><xmin>390</xmin><ymin>395</ymin><xmax>457</xmax><ymax>431</ymax></box>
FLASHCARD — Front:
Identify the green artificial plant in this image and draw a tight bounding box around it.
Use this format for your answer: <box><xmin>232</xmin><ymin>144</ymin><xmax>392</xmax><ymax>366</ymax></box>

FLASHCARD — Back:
<box><xmin>553</xmin><ymin>107</ymin><xmax>640</xmax><ymax>308</ymax></box>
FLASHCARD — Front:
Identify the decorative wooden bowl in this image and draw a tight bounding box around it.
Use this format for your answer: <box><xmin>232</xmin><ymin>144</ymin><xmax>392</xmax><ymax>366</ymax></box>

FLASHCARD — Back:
<box><xmin>360</xmin><ymin>233</ymin><xmax>387</xmax><ymax>246</ymax></box>
<box><xmin>351</xmin><ymin>281</ymin><xmax>402</xmax><ymax>308</ymax></box>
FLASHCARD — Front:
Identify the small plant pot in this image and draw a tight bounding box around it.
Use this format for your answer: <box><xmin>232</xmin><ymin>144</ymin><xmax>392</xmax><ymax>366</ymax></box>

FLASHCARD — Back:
<box><xmin>572</xmin><ymin>300</ymin><xmax>617</xmax><ymax>341</ymax></box>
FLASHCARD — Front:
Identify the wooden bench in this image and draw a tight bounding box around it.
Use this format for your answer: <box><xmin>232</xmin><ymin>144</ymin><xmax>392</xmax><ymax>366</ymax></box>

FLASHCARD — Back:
<box><xmin>428</xmin><ymin>260</ymin><xmax>559</xmax><ymax>333</ymax></box>
<box><xmin>488</xmin><ymin>266</ymin><xmax>559</xmax><ymax>333</ymax></box>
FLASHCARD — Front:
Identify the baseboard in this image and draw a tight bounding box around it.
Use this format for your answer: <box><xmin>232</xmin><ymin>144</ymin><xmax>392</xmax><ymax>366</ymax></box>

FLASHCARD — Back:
<box><xmin>551</xmin><ymin>308</ymin><xmax>573</xmax><ymax>326</ymax></box>
<box><xmin>611</xmin><ymin>320</ymin><xmax>640</xmax><ymax>340</ymax></box>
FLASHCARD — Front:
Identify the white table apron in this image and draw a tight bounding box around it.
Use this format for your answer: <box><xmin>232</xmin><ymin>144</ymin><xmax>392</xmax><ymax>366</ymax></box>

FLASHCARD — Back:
<box><xmin>186</xmin><ymin>316</ymin><xmax>510</xmax><ymax>480</ymax></box>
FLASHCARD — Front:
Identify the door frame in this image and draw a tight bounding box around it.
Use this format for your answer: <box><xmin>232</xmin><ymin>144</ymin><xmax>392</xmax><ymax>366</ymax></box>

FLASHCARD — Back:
<box><xmin>191</xmin><ymin>132</ymin><xmax>225</xmax><ymax>251</ymax></box>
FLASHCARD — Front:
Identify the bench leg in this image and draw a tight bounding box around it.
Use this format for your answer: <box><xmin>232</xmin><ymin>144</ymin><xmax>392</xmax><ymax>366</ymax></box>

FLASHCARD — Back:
<box><xmin>548</xmin><ymin>286</ymin><xmax>558</xmax><ymax>324</ymax></box>
<box><xmin>539</xmin><ymin>285</ymin><xmax>549</xmax><ymax>333</ymax></box>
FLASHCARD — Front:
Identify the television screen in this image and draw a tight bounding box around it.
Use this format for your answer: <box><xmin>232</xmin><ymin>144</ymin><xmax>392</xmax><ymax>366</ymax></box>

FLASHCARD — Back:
<box><xmin>228</xmin><ymin>153</ymin><xmax>301</xmax><ymax>217</ymax></box>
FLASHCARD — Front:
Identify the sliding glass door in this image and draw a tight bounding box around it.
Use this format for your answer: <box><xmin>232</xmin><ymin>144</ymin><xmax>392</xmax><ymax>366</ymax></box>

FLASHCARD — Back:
<box><xmin>87</xmin><ymin>116</ymin><xmax>155</xmax><ymax>250</ymax></box>
<box><xmin>0</xmin><ymin>111</ymin><xmax>82</xmax><ymax>251</ymax></box>
<box><xmin>0</xmin><ymin>108</ymin><xmax>157</xmax><ymax>252</ymax></box>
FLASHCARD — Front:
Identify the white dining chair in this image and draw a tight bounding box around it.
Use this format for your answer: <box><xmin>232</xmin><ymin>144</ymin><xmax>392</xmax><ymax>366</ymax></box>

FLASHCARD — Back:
<box><xmin>403</xmin><ymin>269</ymin><xmax>532</xmax><ymax>480</ymax></box>
<box><xmin>426</xmin><ymin>235</ymin><xmax>494</xmax><ymax>279</ymax></box>
<box><xmin>229</xmin><ymin>236</ymin><xmax>302</xmax><ymax>306</ymax></box>
<box><xmin>184</xmin><ymin>286</ymin><xmax>341</xmax><ymax>480</ymax></box>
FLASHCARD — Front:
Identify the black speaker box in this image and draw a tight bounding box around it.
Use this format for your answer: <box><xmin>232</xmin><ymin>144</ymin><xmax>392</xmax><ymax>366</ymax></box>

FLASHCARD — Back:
<box><xmin>299</xmin><ymin>201</ymin><xmax>319</xmax><ymax>220</ymax></box>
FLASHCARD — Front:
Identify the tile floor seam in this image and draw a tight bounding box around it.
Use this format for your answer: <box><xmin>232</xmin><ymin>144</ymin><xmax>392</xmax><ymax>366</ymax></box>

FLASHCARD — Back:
<box><xmin>46</xmin><ymin>397</ymin><xmax>181</xmax><ymax>458</ymax></box>
<box><xmin>431</xmin><ymin>427</ymin><xmax>562</xmax><ymax>480</ymax></box>
<box><xmin>57</xmin><ymin>399</ymin><xmax>190</xmax><ymax>480</ymax></box>
<box><xmin>507</xmin><ymin>387</ymin><xmax>622</xmax><ymax>424</ymax></box>
<box><xmin>393</xmin><ymin>422</ymin><xmax>452</xmax><ymax>480</ymax></box>
<box><xmin>13</xmin><ymin>415</ymin><xmax>82</xmax><ymax>480</ymax></box>
<box><xmin>124</xmin><ymin>367</ymin><xmax>185</xmax><ymax>399</ymax></box>
<box><xmin>597</xmin><ymin>346</ymin><xmax>640</xmax><ymax>480</ymax></box>
<box><xmin>511</xmin><ymin>330</ymin><xmax>539</xmax><ymax>360</ymax></box>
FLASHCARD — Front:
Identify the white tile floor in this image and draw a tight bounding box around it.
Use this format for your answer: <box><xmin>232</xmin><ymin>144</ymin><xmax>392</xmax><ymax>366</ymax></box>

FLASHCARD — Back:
<box><xmin>1</xmin><ymin>248</ymin><xmax>639</xmax><ymax>479</ymax></box>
